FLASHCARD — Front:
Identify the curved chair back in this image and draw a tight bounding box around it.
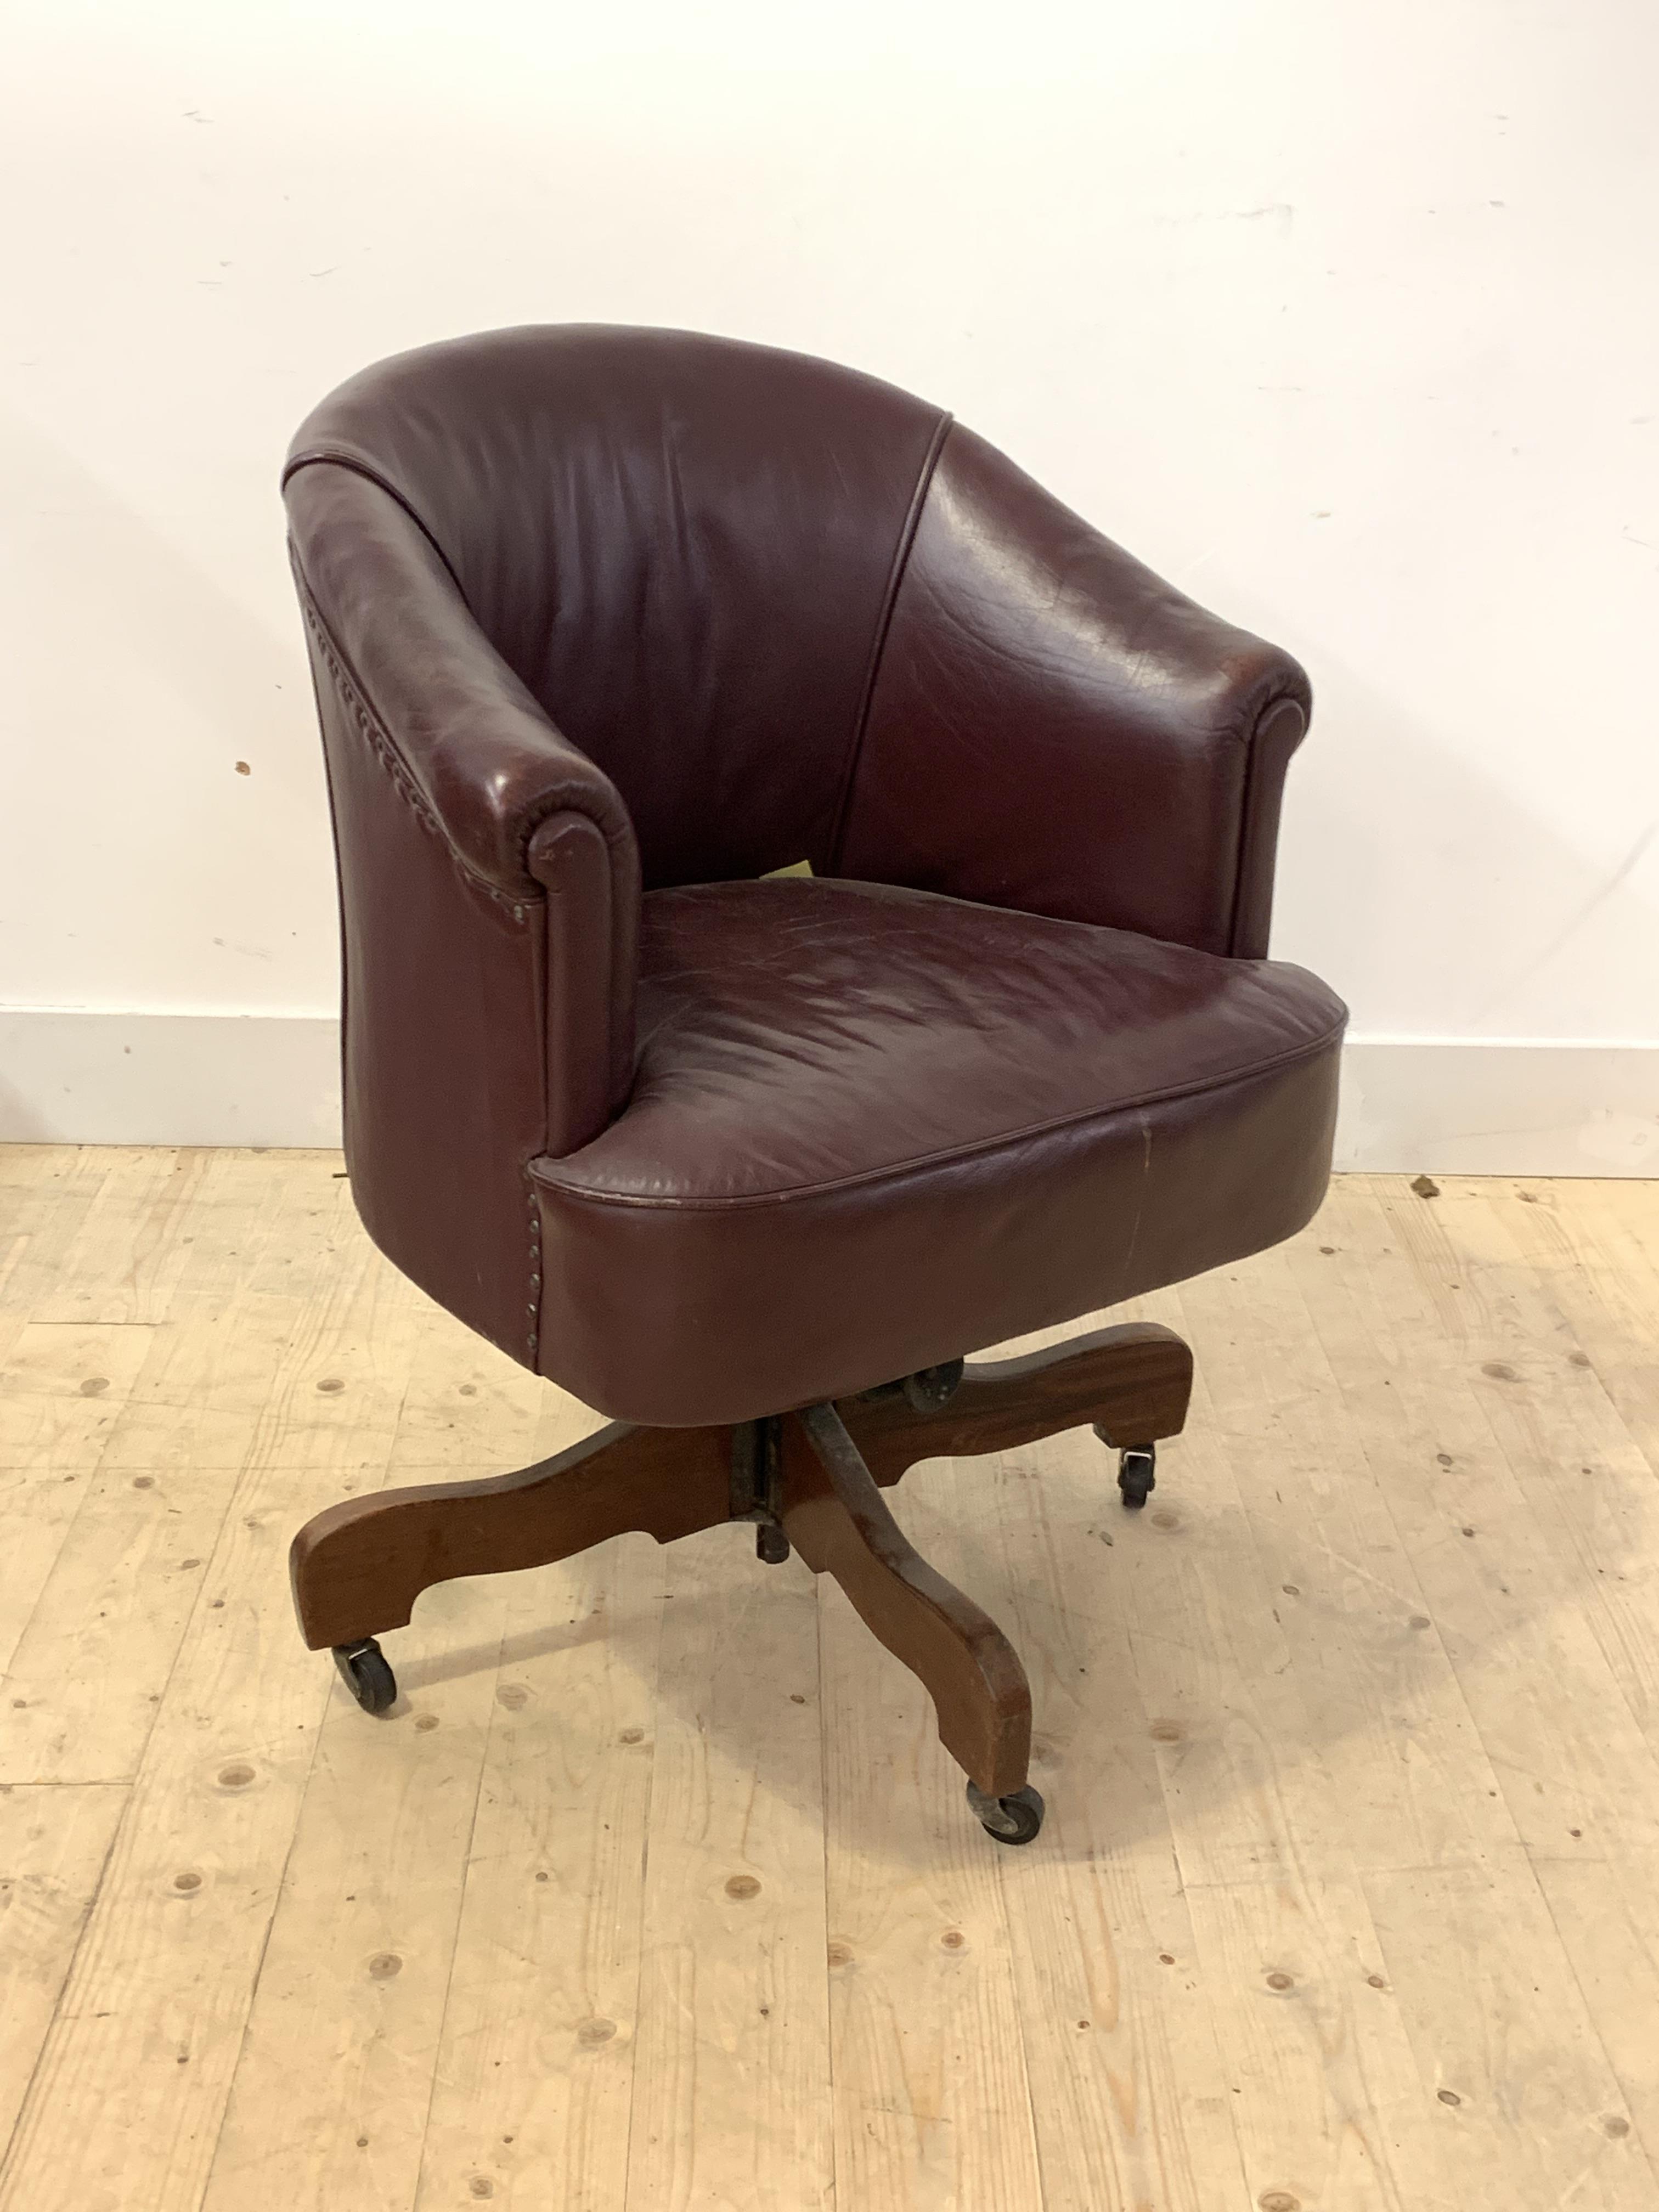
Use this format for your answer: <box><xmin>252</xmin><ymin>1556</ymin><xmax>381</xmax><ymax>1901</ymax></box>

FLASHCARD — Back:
<box><xmin>286</xmin><ymin>325</ymin><xmax>948</xmax><ymax>887</ymax></box>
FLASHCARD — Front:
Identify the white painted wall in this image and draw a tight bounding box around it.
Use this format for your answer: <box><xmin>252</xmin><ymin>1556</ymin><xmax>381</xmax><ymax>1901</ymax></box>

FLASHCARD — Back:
<box><xmin>2</xmin><ymin>0</ymin><xmax>1656</xmax><ymax>1164</ymax></box>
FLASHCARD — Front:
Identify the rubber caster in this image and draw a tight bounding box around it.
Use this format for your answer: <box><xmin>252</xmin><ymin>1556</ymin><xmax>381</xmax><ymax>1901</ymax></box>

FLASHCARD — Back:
<box><xmin>756</xmin><ymin>1521</ymin><xmax>791</xmax><ymax>1566</ymax></box>
<box><xmin>333</xmin><ymin>1637</ymin><xmax>397</xmax><ymax>1715</ymax></box>
<box><xmin>968</xmin><ymin>1779</ymin><xmax>1045</xmax><ymax>1845</ymax></box>
<box><xmin>1116</xmin><ymin>1444</ymin><xmax>1157</xmax><ymax>1509</ymax></box>
<box><xmin>903</xmin><ymin>1358</ymin><xmax>966</xmax><ymax>1414</ymax></box>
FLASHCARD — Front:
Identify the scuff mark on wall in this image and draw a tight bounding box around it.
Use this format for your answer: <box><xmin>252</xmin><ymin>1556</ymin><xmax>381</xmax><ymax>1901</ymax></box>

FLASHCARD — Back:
<box><xmin>1469</xmin><ymin>818</ymin><xmax>1658</xmax><ymax>1025</ymax></box>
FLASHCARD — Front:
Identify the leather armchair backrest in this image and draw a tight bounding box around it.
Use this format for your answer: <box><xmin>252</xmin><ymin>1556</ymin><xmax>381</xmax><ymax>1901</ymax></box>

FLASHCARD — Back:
<box><xmin>287</xmin><ymin>325</ymin><xmax>950</xmax><ymax>889</ymax></box>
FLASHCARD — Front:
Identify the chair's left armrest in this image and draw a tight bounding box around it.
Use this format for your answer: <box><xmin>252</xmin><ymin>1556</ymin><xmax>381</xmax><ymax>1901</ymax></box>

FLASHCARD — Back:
<box><xmin>285</xmin><ymin>457</ymin><xmax>640</xmax><ymax>1127</ymax></box>
<box><xmin>284</xmin><ymin>458</ymin><xmax>641</xmax><ymax>1368</ymax></box>
<box><xmin>837</xmin><ymin>424</ymin><xmax>1312</xmax><ymax>959</ymax></box>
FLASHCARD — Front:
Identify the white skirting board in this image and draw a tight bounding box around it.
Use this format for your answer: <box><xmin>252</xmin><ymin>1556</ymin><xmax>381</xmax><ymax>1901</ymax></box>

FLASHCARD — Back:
<box><xmin>0</xmin><ymin>1012</ymin><xmax>343</xmax><ymax>1150</ymax></box>
<box><xmin>1334</xmin><ymin>1039</ymin><xmax>1658</xmax><ymax>1176</ymax></box>
<box><xmin>1</xmin><ymin>1012</ymin><xmax>1656</xmax><ymax>1175</ymax></box>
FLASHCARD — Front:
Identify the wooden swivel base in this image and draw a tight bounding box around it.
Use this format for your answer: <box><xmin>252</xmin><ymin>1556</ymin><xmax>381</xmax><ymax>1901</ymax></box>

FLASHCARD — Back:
<box><xmin>290</xmin><ymin>1321</ymin><xmax>1193</xmax><ymax>1845</ymax></box>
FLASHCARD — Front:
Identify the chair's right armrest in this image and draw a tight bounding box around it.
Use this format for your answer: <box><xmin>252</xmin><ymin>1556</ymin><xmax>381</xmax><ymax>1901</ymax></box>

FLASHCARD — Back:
<box><xmin>285</xmin><ymin>458</ymin><xmax>641</xmax><ymax>1368</ymax></box>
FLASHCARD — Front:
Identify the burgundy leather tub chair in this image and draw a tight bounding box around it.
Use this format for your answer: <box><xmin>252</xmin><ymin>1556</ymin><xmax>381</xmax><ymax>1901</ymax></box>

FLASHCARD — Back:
<box><xmin>283</xmin><ymin>325</ymin><xmax>1345</xmax><ymax>1846</ymax></box>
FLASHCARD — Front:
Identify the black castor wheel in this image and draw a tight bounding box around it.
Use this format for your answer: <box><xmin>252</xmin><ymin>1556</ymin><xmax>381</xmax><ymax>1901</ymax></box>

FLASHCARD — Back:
<box><xmin>967</xmin><ymin>1779</ymin><xmax>1045</xmax><ymax>1846</ymax></box>
<box><xmin>333</xmin><ymin>1637</ymin><xmax>397</xmax><ymax>1714</ymax></box>
<box><xmin>902</xmin><ymin>1358</ymin><xmax>966</xmax><ymax>1415</ymax></box>
<box><xmin>1116</xmin><ymin>1443</ymin><xmax>1157</xmax><ymax>1509</ymax></box>
<box><xmin>756</xmin><ymin>1521</ymin><xmax>791</xmax><ymax>1566</ymax></box>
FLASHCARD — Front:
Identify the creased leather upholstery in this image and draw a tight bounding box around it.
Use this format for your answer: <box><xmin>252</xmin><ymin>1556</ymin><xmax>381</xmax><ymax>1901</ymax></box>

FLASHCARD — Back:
<box><xmin>284</xmin><ymin>325</ymin><xmax>1345</xmax><ymax>1418</ymax></box>
<box><xmin>533</xmin><ymin>879</ymin><xmax>1343</xmax><ymax>1423</ymax></box>
<box><xmin>837</xmin><ymin>424</ymin><xmax>1312</xmax><ymax>957</ymax></box>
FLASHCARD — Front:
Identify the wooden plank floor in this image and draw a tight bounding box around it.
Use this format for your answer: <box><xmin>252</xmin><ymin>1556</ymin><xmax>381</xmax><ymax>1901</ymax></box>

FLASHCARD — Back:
<box><xmin>2</xmin><ymin>1147</ymin><xmax>1657</xmax><ymax>2210</ymax></box>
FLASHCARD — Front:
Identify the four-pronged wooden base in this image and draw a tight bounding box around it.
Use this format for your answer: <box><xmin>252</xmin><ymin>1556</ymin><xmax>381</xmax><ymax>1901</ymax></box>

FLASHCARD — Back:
<box><xmin>290</xmin><ymin>1321</ymin><xmax>1193</xmax><ymax>1810</ymax></box>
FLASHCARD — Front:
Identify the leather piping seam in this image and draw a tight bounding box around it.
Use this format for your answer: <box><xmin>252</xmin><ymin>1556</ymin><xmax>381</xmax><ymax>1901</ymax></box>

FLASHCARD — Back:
<box><xmin>530</xmin><ymin>1014</ymin><xmax>1347</xmax><ymax>1213</ymax></box>
<box><xmin>294</xmin><ymin>566</ymin><xmax>633</xmax><ymax>924</ymax></box>
<box><xmin>1223</xmin><ymin>690</ymin><xmax>1304</xmax><ymax>957</ymax></box>
<box><xmin>297</xmin><ymin>591</ymin><xmax>531</xmax><ymax>921</ymax></box>
<box><xmin>826</xmin><ymin>409</ymin><xmax>953</xmax><ymax>870</ymax></box>
<box><xmin>284</xmin><ymin>449</ymin><xmax>470</xmax><ymax>603</ymax></box>
<box><xmin>1218</xmin><ymin>667</ymin><xmax>1311</xmax><ymax>747</ymax></box>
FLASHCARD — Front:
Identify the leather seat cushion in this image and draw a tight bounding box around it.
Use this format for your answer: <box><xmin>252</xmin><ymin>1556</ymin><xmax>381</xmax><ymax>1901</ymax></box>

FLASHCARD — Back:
<box><xmin>531</xmin><ymin>878</ymin><xmax>1345</xmax><ymax>1424</ymax></box>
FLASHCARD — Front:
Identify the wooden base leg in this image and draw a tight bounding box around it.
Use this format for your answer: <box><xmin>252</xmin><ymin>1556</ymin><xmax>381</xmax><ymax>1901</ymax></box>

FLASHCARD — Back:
<box><xmin>780</xmin><ymin>1403</ymin><xmax>1032</xmax><ymax>1805</ymax></box>
<box><xmin>290</xmin><ymin>1322</ymin><xmax>1192</xmax><ymax>1657</ymax></box>
<box><xmin>840</xmin><ymin>1320</ymin><xmax>1194</xmax><ymax>1487</ymax></box>
<box><xmin>288</xmin><ymin>1420</ymin><xmax>734</xmax><ymax>1652</ymax></box>
<box><xmin>291</xmin><ymin>1320</ymin><xmax>1195</xmax><ymax>1803</ymax></box>
<box><xmin>774</xmin><ymin>1322</ymin><xmax>1193</xmax><ymax>1827</ymax></box>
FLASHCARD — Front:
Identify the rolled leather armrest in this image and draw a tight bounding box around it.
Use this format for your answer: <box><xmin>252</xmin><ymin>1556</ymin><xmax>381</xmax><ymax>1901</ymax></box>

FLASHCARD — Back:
<box><xmin>838</xmin><ymin>424</ymin><xmax>1312</xmax><ymax>960</ymax></box>
<box><xmin>285</xmin><ymin>458</ymin><xmax>640</xmax><ymax>1114</ymax></box>
<box><xmin>284</xmin><ymin>458</ymin><xmax>641</xmax><ymax>1365</ymax></box>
